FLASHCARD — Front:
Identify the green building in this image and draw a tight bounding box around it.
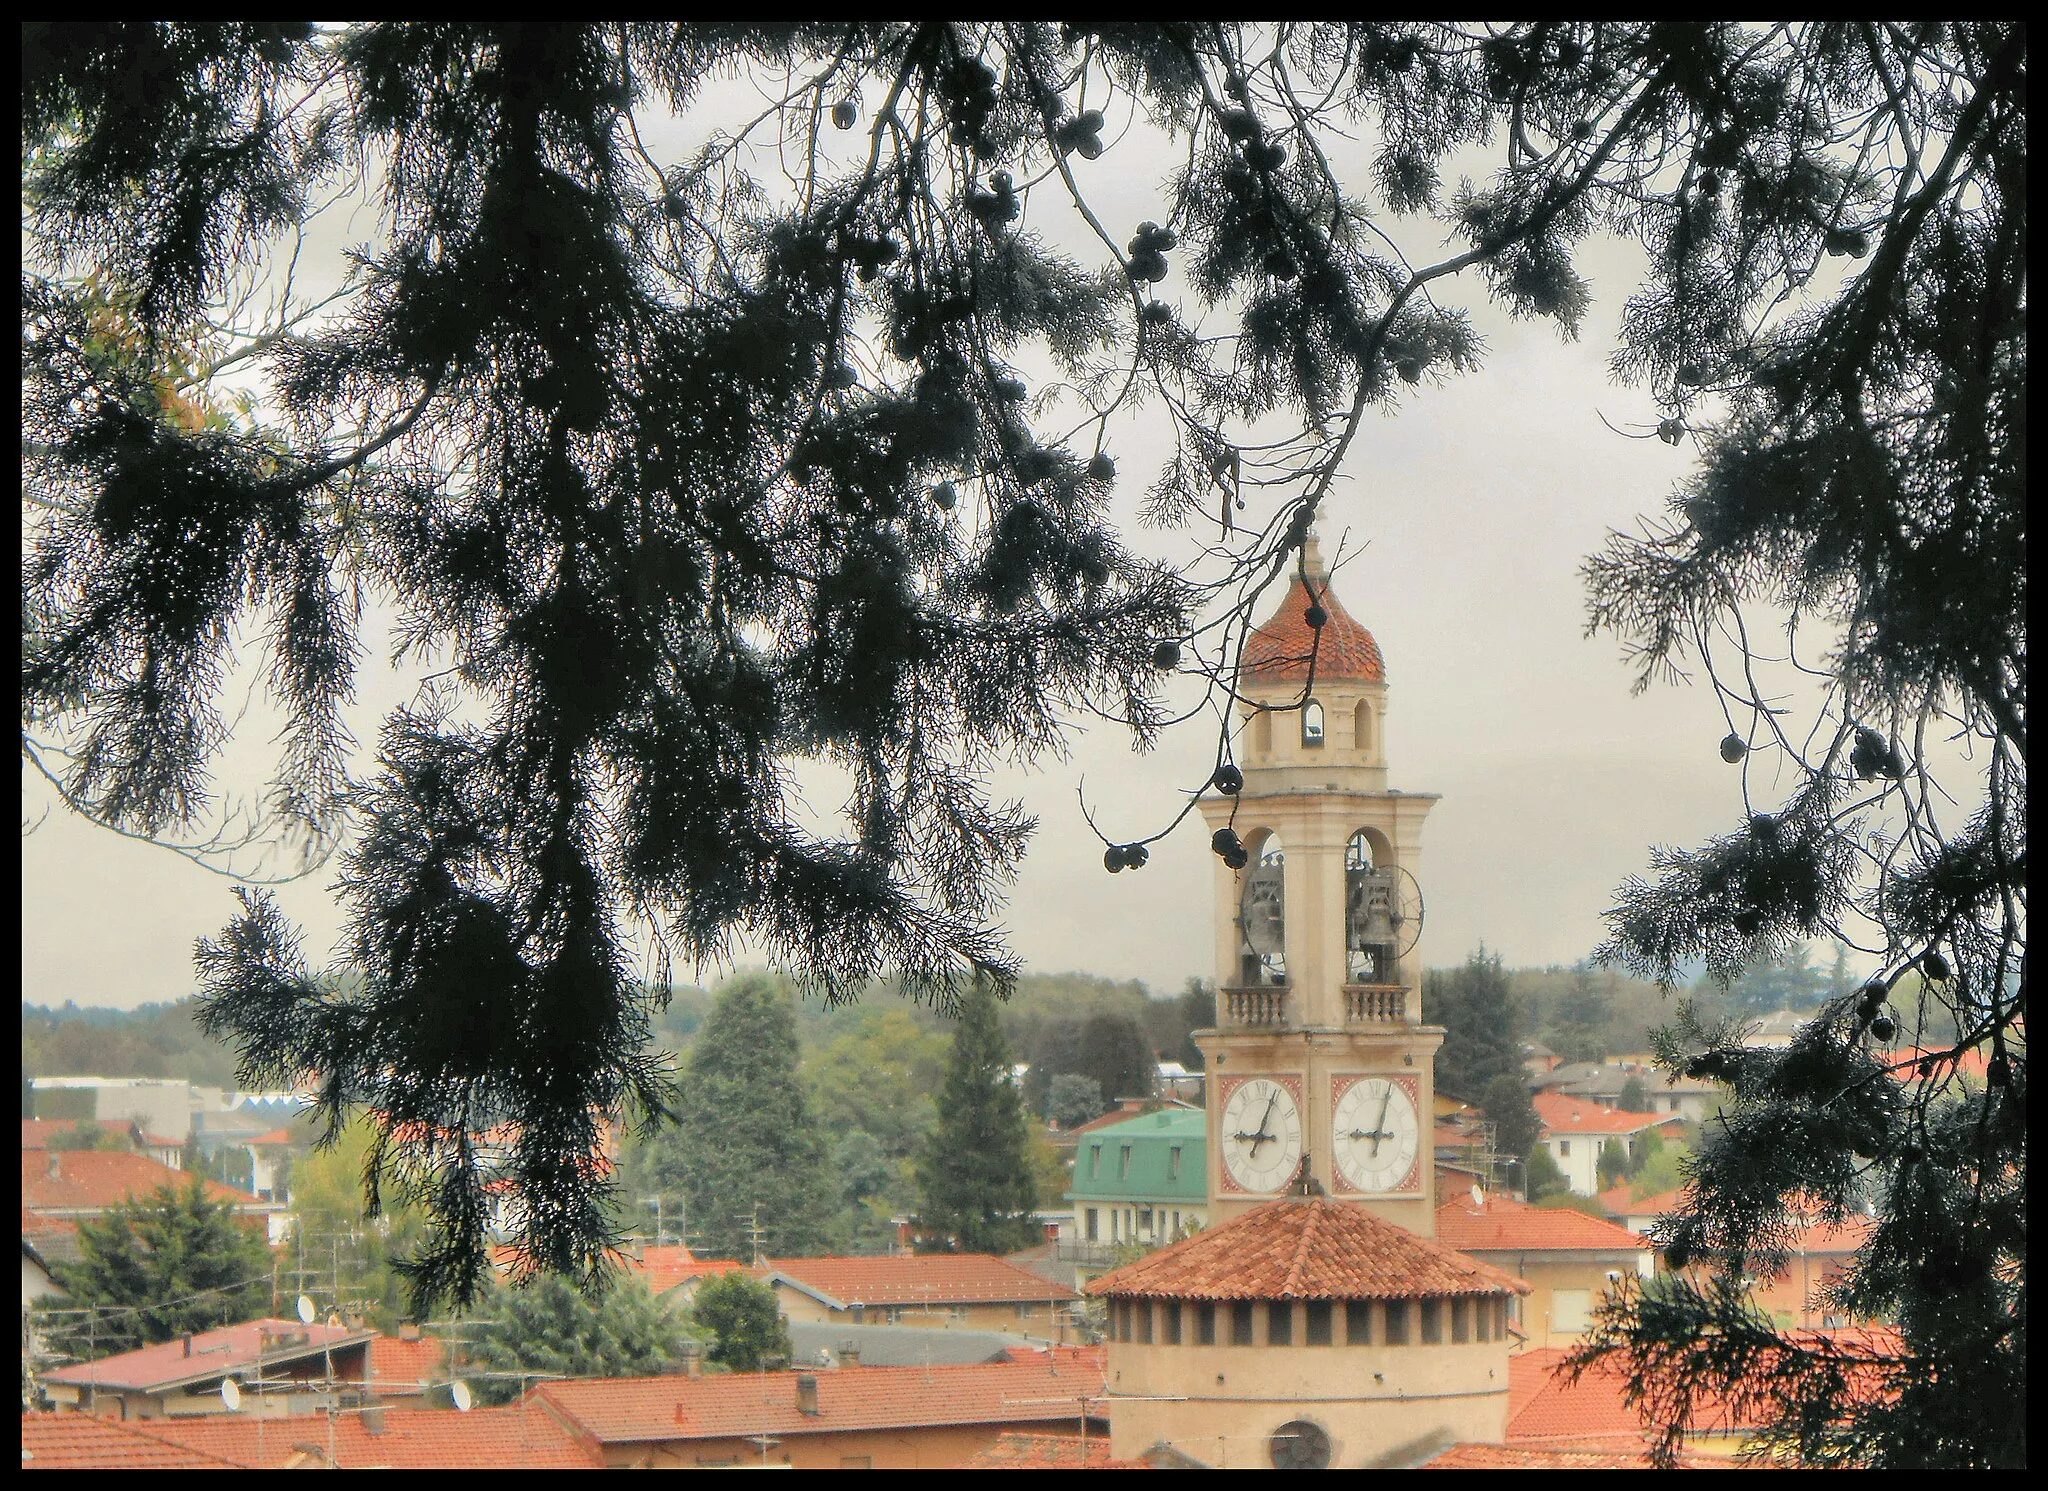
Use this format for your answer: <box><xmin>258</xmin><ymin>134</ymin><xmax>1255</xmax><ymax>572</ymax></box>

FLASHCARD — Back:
<box><xmin>1066</xmin><ymin>1107</ymin><xmax>1208</xmax><ymax>1255</ymax></box>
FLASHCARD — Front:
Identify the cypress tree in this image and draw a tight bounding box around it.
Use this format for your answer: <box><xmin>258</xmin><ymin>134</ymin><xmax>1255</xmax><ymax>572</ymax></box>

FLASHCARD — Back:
<box><xmin>917</xmin><ymin>980</ymin><xmax>1040</xmax><ymax>1255</ymax></box>
<box><xmin>663</xmin><ymin>974</ymin><xmax>830</xmax><ymax>1262</ymax></box>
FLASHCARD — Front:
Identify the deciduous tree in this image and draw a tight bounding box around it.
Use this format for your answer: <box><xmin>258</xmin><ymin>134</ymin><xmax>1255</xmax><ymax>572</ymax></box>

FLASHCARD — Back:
<box><xmin>461</xmin><ymin>1273</ymin><xmax>699</xmax><ymax>1404</ymax></box>
<box><xmin>688</xmin><ymin>1271</ymin><xmax>790</xmax><ymax>1374</ymax></box>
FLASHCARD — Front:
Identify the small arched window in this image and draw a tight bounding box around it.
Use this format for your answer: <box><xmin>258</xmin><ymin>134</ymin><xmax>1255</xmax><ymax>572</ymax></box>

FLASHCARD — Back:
<box><xmin>1302</xmin><ymin>699</ymin><xmax>1325</xmax><ymax>747</ymax></box>
<box><xmin>1252</xmin><ymin>710</ymin><xmax>1273</xmax><ymax>757</ymax></box>
<box><xmin>1354</xmin><ymin>699</ymin><xmax>1375</xmax><ymax>756</ymax></box>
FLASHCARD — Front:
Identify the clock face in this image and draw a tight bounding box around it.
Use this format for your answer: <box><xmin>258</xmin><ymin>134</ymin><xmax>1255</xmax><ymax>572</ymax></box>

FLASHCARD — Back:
<box><xmin>1219</xmin><ymin>1077</ymin><xmax>1303</xmax><ymax>1193</ymax></box>
<box><xmin>1332</xmin><ymin>1076</ymin><xmax>1421</xmax><ymax>1194</ymax></box>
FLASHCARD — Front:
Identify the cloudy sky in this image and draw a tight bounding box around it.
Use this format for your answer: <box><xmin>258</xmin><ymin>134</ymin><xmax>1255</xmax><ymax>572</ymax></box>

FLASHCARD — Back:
<box><xmin>21</xmin><ymin>60</ymin><xmax>1797</xmax><ymax>1011</ymax></box>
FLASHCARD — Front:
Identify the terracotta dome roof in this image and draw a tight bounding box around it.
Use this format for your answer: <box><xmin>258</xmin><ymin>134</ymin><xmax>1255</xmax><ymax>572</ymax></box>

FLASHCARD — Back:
<box><xmin>1240</xmin><ymin>546</ymin><xmax>1384</xmax><ymax>686</ymax></box>
<box><xmin>1083</xmin><ymin>1197</ymin><xmax>1530</xmax><ymax>1301</ymax></box>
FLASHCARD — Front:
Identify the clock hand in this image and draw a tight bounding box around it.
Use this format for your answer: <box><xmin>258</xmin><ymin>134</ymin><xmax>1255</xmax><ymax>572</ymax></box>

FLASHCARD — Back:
<box><xmin>1372</xmin><ymin>1085</ymin><xmax>1394</xmax><ymax>1157</ymax></box>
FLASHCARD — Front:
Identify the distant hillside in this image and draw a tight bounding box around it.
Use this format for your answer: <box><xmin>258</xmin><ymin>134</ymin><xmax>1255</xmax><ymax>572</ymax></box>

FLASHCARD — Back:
<box><xmin>22</xmin><ymin>999</ymin><xmax>242</xmax><ymax>1088</ymax></box>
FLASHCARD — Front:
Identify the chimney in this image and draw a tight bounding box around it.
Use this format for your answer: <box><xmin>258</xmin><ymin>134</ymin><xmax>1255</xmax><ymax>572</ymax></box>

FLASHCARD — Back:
<box><xmin>183</xmin><ymin>1334</ymin><xmax>194</xmax><ymax>1358</ymax></box>
<box><xmin>363</xmin><ymin>1406</ymin><xmax>388</xmax><ymax>1436</ymax></box>
<box><xmin>795</xmin><ymin>1373</ymin><xmax>820</xmax><ymax>1416</ymax></box>
<box><xmin>838</xmin><ymin>1344</ymin><xmax>859</xmax><ymax>1369</ymax></box>
<box><xmin>398</xmin><ymin>1322</ymin><xmax>421</xmax><ymax>1342</ymax></box>
<box><xmin>47</xmin><ymin>1152</ymin><xmax>61</xmax><ymax>1180</ymax></box>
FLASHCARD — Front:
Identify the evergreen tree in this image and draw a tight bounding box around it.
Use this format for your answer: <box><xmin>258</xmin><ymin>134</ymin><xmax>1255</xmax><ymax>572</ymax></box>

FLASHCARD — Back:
<box><xmin>49</xmin><ymin>1177</ymin><xmax>275</xmax><ymax>1358</ymax></box>
<box><xmin>1478</xmin><ymin>1072</ymin><xmax>1540</xmax><ymax>1163</ymax></box>
<box><xmin>1616</xmin><ymin>1075</ymin><xmax>1650</xmax><ymax>1113</ymax></box>
<box><xmin>1523</xmin><ymin>1145</ymin><xmax>1569</xmax><ymax>1205</ymax></box>
<box><xmin>461</xmin><ymin>1273</ymin><xmax>698</xmax><ymax>1404</ymax></box>
<box><xmin>1428</xmin><ymin>946</ymin><xmax>1519</xmax><ymax>1100</ymax></box>
<box><xmin>917</xmin><ymin>978</ymin><xmax>1040</xmax><ymax>1254</ymax></box>
<box><xmin>689</xmin><ymin>1271</ymin><xmax>792</xmax><ymax>1374</ymax></box>
<box><xmin>1550</xmin><ymin>964</ymin><xmax>1611</xmax><ymax>1064</ymax></box>
<box><xmin>1075</xmin><ymin>1012</ymin><xmax>1157</xmax><ymax>1106</ymax></box>
<box><xmin>658</xmin><ymin>974</ymin><xmax>830</xmax><ymax>1263</ymax></box>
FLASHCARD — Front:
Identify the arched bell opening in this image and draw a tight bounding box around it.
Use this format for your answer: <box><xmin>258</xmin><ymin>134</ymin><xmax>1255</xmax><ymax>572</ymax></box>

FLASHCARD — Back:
<box><xmin>1250</xmin><ymin>708</ymin><xmax>1273</xmax><ymax>758</ymax></box>
<box><xmin>1238</xmin><ymin>830</ymin><xmax>1287</xmax><ymax>986</ymax></box>
<box><xmin>1301</xmin><ymin>699</ymin><xmax>1325</xmax><ymax>748</ymax></box>
<box><xmin>1354</xmin><ymin>698</ymin><xmax>1376</xmax><ymax>757</ymax></box>
<box><xmin>1344</xmin><ymin>829</ymin><xmax>1402</xmax><ymax>985</ymax></box>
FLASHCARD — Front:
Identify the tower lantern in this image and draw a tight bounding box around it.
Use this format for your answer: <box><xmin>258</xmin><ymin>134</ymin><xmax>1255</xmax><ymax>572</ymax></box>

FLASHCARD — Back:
<box><xmin>1196</xmin><ymin>537</ymin><xmax>1445</xmax><ymax>1234</ymax></box>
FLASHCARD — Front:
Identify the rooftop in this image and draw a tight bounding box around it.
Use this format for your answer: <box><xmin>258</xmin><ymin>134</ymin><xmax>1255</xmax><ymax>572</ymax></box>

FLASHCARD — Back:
<box><xmin>1435</xmin><ymin>1190</ymin><xmax>1650</xmax><ymax>1254</ymax></box>
<box><xmin>623</xmin><ymin>1244</ymin><xmax>750</xmax><ymax>1295</ymax></box>
<box><xmin>23</xmin><ymin>1149</ymin><xmax>268</xmax><ymax>1216</ymax></box>
<box><xmin>962</xmin><ymin>1432</ymin><xmax>1142</xmax><ymax>1468</ymax></box>
<box><xmin>26</xmin><ymin>1404</ymin><xmax>602</xmax><ymax>1470</ymax></box>
<box><xmin>44</xmin><ymin>1318</ymin><xmax>376</xmax><ymax>1394</ymax></box>
<box><xmin>533</xmin><ymin>1351</ymin><xmax>1108</xmax><ymax>1444</ymax></box>
<box><xmin>787</xmin><ymin>1321</ymin><xmax>1031</xmax><ymax>1369</ymax></box>
<box><xmin>1085</xmin><ymin>1196</ymin><xmax>1530</xmax><ymax>1302</ymax></box>
<box><xmin>763</xmin><ymin>1253</ymin><xmax>1079</xmax><ymax>1308</ymax></box>
<box><xmin>1240</xmin><ymin>544</ymin><xmax>1385</xmax><ymax>687</ymax></box>
<box><xmin>1532</xmin><ymin>1091</ymin><xmax>1686</xmax><ymax>1137</ymax></box>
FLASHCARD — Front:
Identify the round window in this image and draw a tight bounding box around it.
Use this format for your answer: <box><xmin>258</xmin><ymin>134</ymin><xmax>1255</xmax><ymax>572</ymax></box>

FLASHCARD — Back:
<box><xmin>1270</xmin><ymin>1418</ymin><xmax>1332</xmax><ymax>1470</ymax></box>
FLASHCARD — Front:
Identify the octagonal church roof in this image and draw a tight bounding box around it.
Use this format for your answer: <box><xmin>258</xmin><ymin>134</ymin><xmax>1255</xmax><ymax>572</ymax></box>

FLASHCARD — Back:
<box><xmin>1085</xmin><ymin>1196</ymin><xmax>1530</xmax><ymax>1302</ymax></box>
<box><xmin>1240</xmin><ymin>538</ymin><xmax>1385</xmax><ymax>686</ymax></box>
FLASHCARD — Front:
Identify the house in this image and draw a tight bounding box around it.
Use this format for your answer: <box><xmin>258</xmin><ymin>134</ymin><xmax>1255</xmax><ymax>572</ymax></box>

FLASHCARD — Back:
<box><xmin>618</xmin><ymin>1243</ymin><xmax>750</xmax><ymax>1308</ymax></box>
<box><xmin>530</xmin><ymin>1350</ymin><xmax>1109</xmax><ymax>1469</ymax></box>
<box><xmin>41</xmin><ymin>1318</ymin><xmax>377</xmax><ymax>1420</ymax></box>
<box><xmin>1433</xmin><ymin>1190</ymin><xmax>1653</xmax><ymax>1349</ymax></box>
<box><xmin>1534</xmin><ymin>1059</ymin><xmax>1720</xmax><ymax>1123</ymax></box>
<box><xmin>1493</xmin><ymin>1346</ymin><xmax>1762</xmax><ymax>1460</ymax></box>
<box><xmin>27</xmin><ymin>1079</ymin><xmax>198</xmax><ymax>1143</ymax></box>
<box><xmin>1155</xmin><ymin>1061</ymin><xmax>1203</xmax><ymax>1103</ymax></box>
<box><xmin>23</xmin><ymin>1150</ymin><xmax>286</xmax><ymax>1245</ymax></box>
<box><xmin>1064</xmin><ymin>1105</ymin><xmax>1207</xmax><ymax>1263</ymax></box>
<box><xmin>1595</xmin><ymin>1185</ymin><xmax>1687</xmax><ymax>1236</ymax></box>
<box><xmin>21</xmin><ymin>1117</ymin><xmax>183</xmax><ymax>1170</ymax></box>
<box><xmin>760</xmin><ymin>1253</ymin><xmax>1080</xmax><ymax>1335</ymax></box>
<box><xmin>961</xmin><ymin>1431</ymin><xmax>1140</xmax><ymax>1467</ymax></box>
<box><xmin>1531</xmin><ymin>1092</ymin><xmax>1686</xmax><ymax>1196</ymax></box>
<box><xmin>22</xmin><ymin>1401</ymin><xmax>602</xmax><ymax>1469</ymax></box>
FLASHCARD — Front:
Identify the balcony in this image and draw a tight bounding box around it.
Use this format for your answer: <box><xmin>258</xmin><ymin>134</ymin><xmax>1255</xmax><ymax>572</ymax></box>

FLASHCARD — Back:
<box><xmin>1343</xmin><ymin>983</ymin><xmax>1408</xmax><ymax>1023</ymax></box>
<box><xmin>1223</xmin><ymin>987</ymin><xmax>1291</xmax><ymax>1028</ymax></box>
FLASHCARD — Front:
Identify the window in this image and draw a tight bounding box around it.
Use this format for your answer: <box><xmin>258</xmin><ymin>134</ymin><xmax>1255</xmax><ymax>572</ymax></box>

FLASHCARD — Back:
<box><xmin>1168</xmin><ymin>1146</ymin><xmax>1182</xmax><ymax>1180</ymax></box>
<box><xmin>1231</xmin><ymin>1301</ymin><xmax>1255</xmax><ymax>1346</ymax></box>
<box><xmin>1252</xmin><ymin>710</ymin><xmax>1272</xmax><ymax>755</ymax></box>
<box><xmin>1385</xmin><ymin>1301</ymin><xmax>1408</xmax><ymax>1344</ymax></box>
<box><xmin>1137</xmin><ymin>1300</ymin><xmax>1154</xmax><ymax>1344</ymax></box>
<box><xmin>1305</xmin><ymin>1300</ymin><xmax>1333</xmax><ymax>1346</ymax></box>
<box><xmin>1114</xmin><ymin>1299</ymin><xmax>1129</xmax><ymax>1342</ymax></box>
<box><xmin>1268</xmin><ymin>1302</ymin><xmax>1293</xmax><ymax>1346</ymax></box>
<box><xmin>1558</xmin><ymin>1140</ymin><xmax>1571</xmax><ymax>1157</ymax></box>
<box><xmin>1085</xmin><ymin>1207</ymin><xmax>1099</xmax><ymax>1242</ymax></box>
<box><xmin>1197</xmin><ymin>1301</ymin><xmax>1217</xmax><ymax>1345</ymax></box>
<box><xmin>1088</xmin><ymin>1144</ymin><xmax>1101</xmax><ymax>1178</ymax></box>
<box><xmin>1354</xmin><ymin>698</ymin><xmax>1375</xmax><ymax>755</ymax></box>
<box><xmin>1421</xmin><ymin>1300</ymin><xmax>1442</xmax><ymax>1344</ymax></box>
<box><xmin>1474</xmin><ymin>1298</ymin><xmax>1489</xmax><ymax>1342</ymax></box>
<box><xmin>1163</xmin><ymin>1300</ymin><xmax>1182</xmax><ymax>1345</ymax></box>
<box><xmin>1139</xmin><ymin>1207</ymin><xmax>1153</xmax><ymax>1236</ymax></box>
<box><xmin>1119</xmin><ymin>1145</ymin><xmax>1133</xmax><ymax>1179</ymax></box>
<box><xmin>1497</xmin><ymin>1298</ymin><xmax>1510</xmax><ymax>1338</ymax></box>
<box><xmin>1552</xmin><ymin>1288</ymin><xmax>1592</xmax><ymax>1334</ymax></box>
<box><xmin>1302</xmin><ymin>699</ymin><xmax>1325</xmax><ymax>746</ymax></box>
<box><xmin>949</xmin><ymin>1305</ymin><xmax>969</xmax><ymax>1322</ymax></box>
<box><xmin>1452</xmin><ymin>1298</ymin><xmax>1470</xmax><ymax>1343</ymax></box>
<box><xmin>1345</xmin><ymin>1300</ymin><xmax>1372</xmax><ymax>1344</ymax></box>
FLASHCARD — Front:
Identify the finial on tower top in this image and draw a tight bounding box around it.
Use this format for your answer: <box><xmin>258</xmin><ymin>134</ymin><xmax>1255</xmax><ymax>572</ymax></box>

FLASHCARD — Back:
<box><xmin>1301</xmin><ymin>530</ymin><xmax>1327</xmax><ymax>582</ymax></box>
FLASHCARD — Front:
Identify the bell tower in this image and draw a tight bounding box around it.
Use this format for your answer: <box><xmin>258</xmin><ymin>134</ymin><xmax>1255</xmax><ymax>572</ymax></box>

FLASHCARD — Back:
<box><xmin>1196</xmin><ymin>539</ymin><xmax>1445</xmax><ymax>1235</ymax></box>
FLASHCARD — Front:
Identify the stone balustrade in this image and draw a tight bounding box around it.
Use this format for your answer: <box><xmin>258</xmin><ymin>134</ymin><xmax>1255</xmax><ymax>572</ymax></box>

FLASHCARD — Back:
<box><xmin>1343</xmin><ymin>983</ymin><xmax>1408</xmax><ymax>1023</ymax></box>
<box><xmin>1222</xmin><ymin>987</ymin><xmax>1292</xmax><ymax>1028</ymax></box>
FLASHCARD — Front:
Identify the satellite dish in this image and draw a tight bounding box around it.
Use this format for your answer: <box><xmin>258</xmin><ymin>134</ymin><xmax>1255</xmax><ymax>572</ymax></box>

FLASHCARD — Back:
<box><xmin>296</xmin><ymin>1294</ymin><xmax>317</xmax><ymax>1325</ymax></box>
<box><xmin>450</xmin><ymin>1380</ymin><xmax>474</xmax><ymax>1412</ymax></box>
<box><xmin>1471</xmin><ymin>1182</ymin><xmax>1486</xmax><ymax>1208</ymax></box>
<box><xmin>221</xmin><ymin>1377</ymin><xmax>243</xmax><ymax>1412</ymax></box>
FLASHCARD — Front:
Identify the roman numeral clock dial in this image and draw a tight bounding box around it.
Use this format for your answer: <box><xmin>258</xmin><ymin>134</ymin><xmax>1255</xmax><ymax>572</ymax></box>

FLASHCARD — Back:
<box><xmin>1218</xmin><ymin>1076</ymin><xmax>1303</xmax><ymax>1193</ymax></box>
<box><xmin>1332</xmin><ymin>1076</ymin><xmax>1420</xmax><ymax>1194</ymax></box>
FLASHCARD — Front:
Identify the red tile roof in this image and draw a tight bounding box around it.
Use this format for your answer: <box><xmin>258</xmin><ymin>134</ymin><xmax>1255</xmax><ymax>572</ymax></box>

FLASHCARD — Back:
<box><xmin>1533</xmin><ymin>1091</ymin><xmax>1685</xmax><ymax>1137</ymax></box>
<box><xmin>764</xmin><ymin>1253</ymin><xmax>1079</xmax><ymax>1307</ymax></box>
<box><xmin>1596</xmin><ymin>1184</ymin><xmax>1692</xmax><ymax>1221</ymax></box>
<box><xmin>1085</xmin><ymin>1197</ymin><xmax>1531</xmax><ymax>1301</ymax></box>
<box><xmin>22</xmin><ymin>1149</ymin><xmax>265</xmax><ymax>1215</ymax></box>
<box><xmin>626</xmin><ymin>1244</ymin><xmax>750</xmax><ymax>1295</ymax></box>
<box><xmin>1241</xmin><ymin>566</ymin><xmax>1385</xmax><ymax>685</ymax></box>
<box><xmin>1436</xmin><ymin>1191</ymin><xmax>1650</xmax><ymax>1254</ymax></box>
<box><xmin>1506</xmin><ymin>1347</ymin><xmax>1757</xmax><ymax>1446</ymax></box>
<box><xmin>22</xmin><ymin>1119</ymin><xmax>87</xmax><ymax>1149</ymax></box>
<box><xmin>370</xmin><ymin>1333</ymin><xmax>447</xmax><ymax>1393</ymax></box>
<box><xmin>962</xmin><ymin>1432</ymin><xmax>1145</xmax><ymax>1468</ymax></box>
<box><xmin>121</xmin><ymin>1404</ymin><xmax>602</xmax><ymax>1469</ymax></box>
<box><xmin>535</xmin><ymin>1353</ymin><xmax>1108</xmax><ymax>1444</ymax></box>
<box><xmin>22</xmin><ymin>1411</ymin><xmax>246</xmax><ymax>1470</ymax></box>
<box><xmin>44</xmin><ymin>1318</ymin><xmax>374</xmax><ymax>1392</ymax></box>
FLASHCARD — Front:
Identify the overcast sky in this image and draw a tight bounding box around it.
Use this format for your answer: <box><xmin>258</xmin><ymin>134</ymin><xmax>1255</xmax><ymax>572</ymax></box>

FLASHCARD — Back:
<box><xmin>20</xmin><ymin>58</ymin><xmax>1805</xmax><ymax>1011</ymax></box>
